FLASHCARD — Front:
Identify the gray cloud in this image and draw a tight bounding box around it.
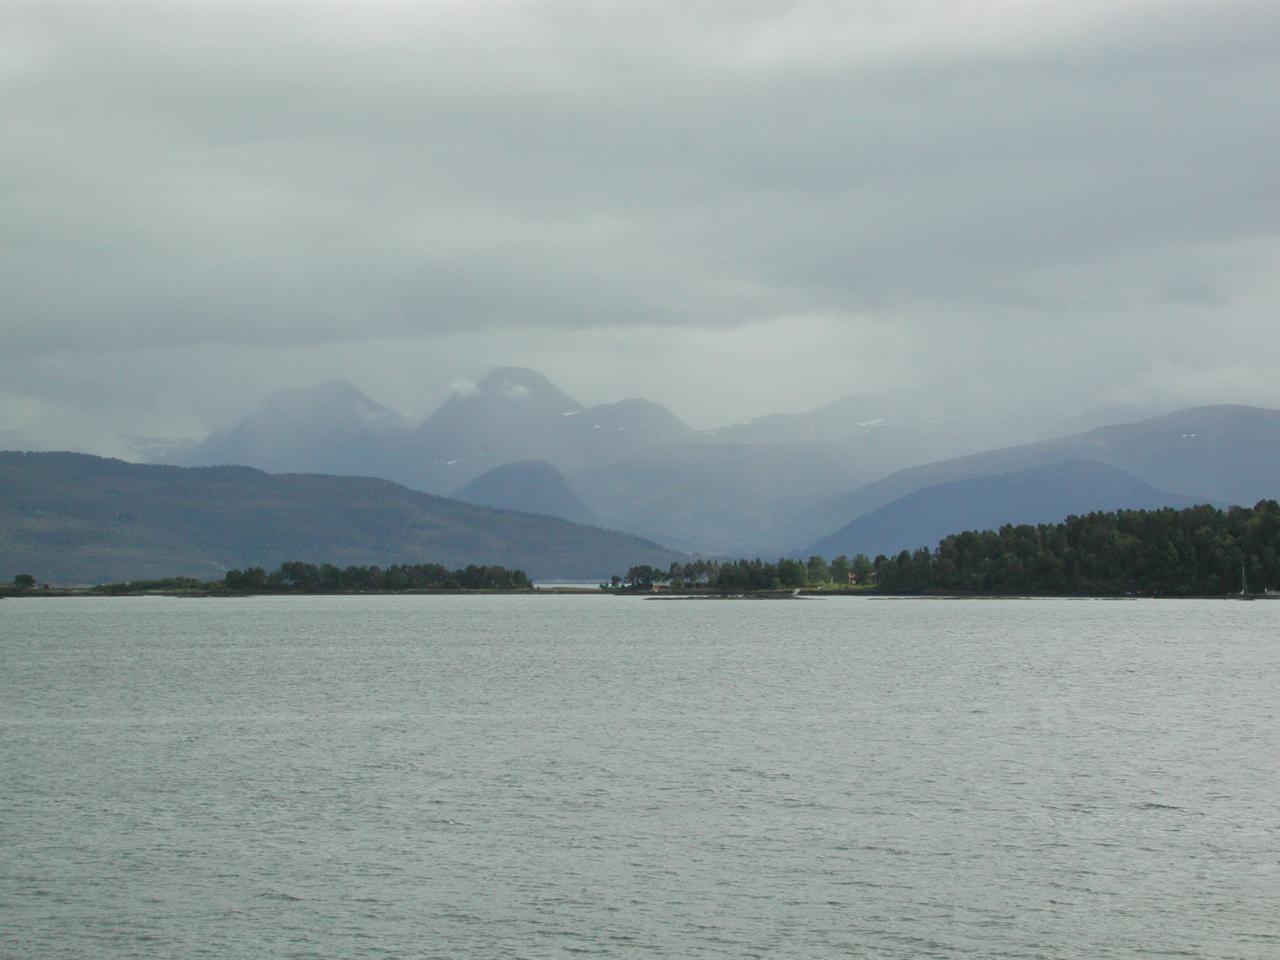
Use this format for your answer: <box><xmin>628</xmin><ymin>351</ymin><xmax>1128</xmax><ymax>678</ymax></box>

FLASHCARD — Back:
<box><xmin>2</xmin><ymin>1</ymin><xmax>1278</xmax><ymax>446</ymax></box>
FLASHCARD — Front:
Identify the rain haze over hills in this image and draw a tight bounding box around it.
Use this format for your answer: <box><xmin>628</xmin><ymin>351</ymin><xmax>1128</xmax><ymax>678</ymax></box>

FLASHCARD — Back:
<box><xmin>3</xmin><ymin>2</ymin><xmax>1279</xmax><ymax>569</ymax></box>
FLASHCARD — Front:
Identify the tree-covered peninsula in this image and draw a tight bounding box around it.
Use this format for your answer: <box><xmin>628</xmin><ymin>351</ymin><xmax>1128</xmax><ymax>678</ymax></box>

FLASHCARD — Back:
<box><xmin>875</xmin><ymin>500</ymin><xmax>1279</xmax><ymax>595</ymax></box>
<box><xmin>606</xmin><ymin>501</ymin><xmax>1280</xmax><ymax>597</ymax></box>
<box><xmin>0</xmin><ymin>561</ymin><xmax>534</xmax><ymax>596</ymax></box>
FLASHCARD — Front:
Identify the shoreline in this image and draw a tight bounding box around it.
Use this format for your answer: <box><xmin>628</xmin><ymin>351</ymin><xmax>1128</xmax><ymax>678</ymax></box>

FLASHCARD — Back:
<box><xmin>3</xmin><ymin>587</ymin><xmax>1274</xmax><ymax>601</ymax></box>
<box><xmin>0</xmin><ymin>586</ymin><xmax>601</xmax><ymax>599</ymax></box>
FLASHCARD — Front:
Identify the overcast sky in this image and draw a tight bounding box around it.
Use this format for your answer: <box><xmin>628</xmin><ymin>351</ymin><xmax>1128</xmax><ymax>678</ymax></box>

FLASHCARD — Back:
<box><xmin>3</xmin><ymin>0</ymin><xmax>1278</xmax><ymax>453</ymax></box>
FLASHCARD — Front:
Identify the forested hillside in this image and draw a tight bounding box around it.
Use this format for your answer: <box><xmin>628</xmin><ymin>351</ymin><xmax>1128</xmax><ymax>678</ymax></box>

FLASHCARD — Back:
<box><xmin>874</xmin><ymin>501</ymin><xmax>1280</xmax><ymax>596</ymax></box>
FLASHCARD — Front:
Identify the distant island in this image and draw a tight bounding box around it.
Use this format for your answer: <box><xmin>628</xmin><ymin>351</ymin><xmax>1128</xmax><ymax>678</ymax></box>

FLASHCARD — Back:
<box><xmin>604</xmin><ymin>501</ymin><xmax>1280</xmax><ymax>598</ymax></box>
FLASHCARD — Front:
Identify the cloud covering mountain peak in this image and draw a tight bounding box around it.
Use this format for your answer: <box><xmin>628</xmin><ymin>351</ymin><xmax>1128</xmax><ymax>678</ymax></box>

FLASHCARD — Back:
<box><xmin>3</xmin><ymin>1</ymin><xmax>1278</xmax><ymax>452</ymax></box>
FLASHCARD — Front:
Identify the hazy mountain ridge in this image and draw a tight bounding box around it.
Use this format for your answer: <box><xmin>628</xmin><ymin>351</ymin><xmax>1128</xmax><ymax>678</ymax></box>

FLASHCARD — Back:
<box><xmin>0</xmin><ymin>451</ymin><xmax>681</xmax><ymax>584</ymax></box>
<box><xmin>165</xmin><ymin>368</ymin><xmax>1028</xmax><ymax>553</ymax></box>
<box><xmin>119</xmin><ymin>435</ymin><xmax>200</xmax><ymax>463</ymax></box>
<box><xmin>402</xmin><ymin>369</ymin><xmax>701</xmax><ymax>492</ymax></box>
<box><xmin>802</xmin><ymin>404</ymin><xmax>1280</xmax><ymax>545</ymax></box>
<box><xmin>807</xmin><ymin>460</ymin><xmax>1217</xmax><ymax>561</ymax></box>
<box><xmin>118</xmin><ymin>372</ymin><xmax>1280</xmax><ymax>558</ymax></box>
<box><xmin>451</xmin><ymin>460</ymin><xmax>594</xmax><ymax>525</ymax></box>
<box><xmin>706</xmin><ymin>393</ymin><xmax>1023</xmax><ymax>453</ymax></box>
<box><xmin>184</xmin><ymin>379</ymin><xmax>412</xmax><ymax>477</ymax></box>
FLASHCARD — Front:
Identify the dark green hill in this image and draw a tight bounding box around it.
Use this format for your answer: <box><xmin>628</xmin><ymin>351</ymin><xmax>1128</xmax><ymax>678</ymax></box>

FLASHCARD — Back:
<box><xmin>0</xmin><ymin>452</ymin><xmax>682</xmax><ymax>584</ymax></box>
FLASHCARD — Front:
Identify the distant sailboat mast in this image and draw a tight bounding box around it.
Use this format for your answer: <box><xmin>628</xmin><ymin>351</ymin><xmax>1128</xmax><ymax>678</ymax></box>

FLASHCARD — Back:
<box><xmin>1240</xmin><ymin>564</ymin><xmax>1248</xmax><ymax>596</ymax></box>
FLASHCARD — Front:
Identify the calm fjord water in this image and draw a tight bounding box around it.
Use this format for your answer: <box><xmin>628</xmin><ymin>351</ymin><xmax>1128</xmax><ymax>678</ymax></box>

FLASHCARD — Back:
<box><xmin>2</xmin><ymin>595</ymin><xmax>1277</xmax><ymax>959</ymax></box>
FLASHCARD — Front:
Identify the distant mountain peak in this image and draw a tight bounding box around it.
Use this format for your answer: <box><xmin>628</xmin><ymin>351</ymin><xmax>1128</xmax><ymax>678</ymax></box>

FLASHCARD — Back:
<box><xmin>451</xmin><ymin>459</ymin><xmax>593</xmax><ymax>524</ymax></box>
<box><xmin>256</xmin><ymin>378</ymin><xmax>405</xmax><ymax>423</ymax></box>
<box><xmin>119</xmin><ymin>434</ymin><xmax>199</xmax><ymax>464</ymax></box>
<box><xmin>475</xmin><ymin>367</ymin><xmax>573</xmax><ymax>401</ymax></box>
<box><xmin>180</xmin><ymin>378</ymin><xmax>411</xmax><ymax>474</ymax></box>
<box><xmin>269</xmin><ymin>378</ymin><xmax>359</xmax><ymax>402</ymax></box>
<box><xmin>309</xmin><ymin>377</ymin><xmax>362</xmax><ymax>396</ymax></box>
<box><xmin>578</xmin><ymin>398</ymin><xmax>696</xmax><ymax>438</ymax></box>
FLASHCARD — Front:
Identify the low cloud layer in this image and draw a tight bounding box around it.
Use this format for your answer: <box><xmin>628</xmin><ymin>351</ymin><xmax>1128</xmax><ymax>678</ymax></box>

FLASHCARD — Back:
<box><xmin>3</xmin><ymin>1</ymin><xmax>1278</xmax><ymax>450</ymax></box>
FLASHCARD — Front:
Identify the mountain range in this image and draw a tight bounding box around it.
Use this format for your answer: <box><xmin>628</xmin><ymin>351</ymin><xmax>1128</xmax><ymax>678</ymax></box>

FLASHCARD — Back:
<box><xmin>163</xmin><ymin>368</ymin><xmax>1042</xmax><ymax>554</ymax></box>
<box><xmin>0</xmin><ymin>452</ymin><xmax>680</xmax><ymax>584</ymax></box>
<box><xmin>807</xmin><ymin>460</ymin><xmax>1218</xmax><ymax>561</ymax></box>
<box><xmin>794</xmin><ymin>403</ymin><xmax>1280</xmax><ymax>552</ymax></box>
<box><xmin>6</xmin><ymin>370</ymin><xmax>1277</xmax><ymax>581</ymax></box>
<box><xmin>156</xmin><ymin>370</ymin><xmax>1279</xmax><ymax>557</ymax></box>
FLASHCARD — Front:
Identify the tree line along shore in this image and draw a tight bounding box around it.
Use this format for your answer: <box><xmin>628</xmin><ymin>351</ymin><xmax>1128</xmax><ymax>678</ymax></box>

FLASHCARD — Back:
<box><xmin>4</xmin><ymin>501</ymin><xmax>1278</xmax><ymax>599</ymax></box>
<box><xmin>607</xmin><ymin>500</ymin><xmax>1280</xmax><ymax>597</ymax></box>
<box><xmin>2</xmin><ymin>561</ymin><xmax>533</xmax><ymax>597</ymax></box>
